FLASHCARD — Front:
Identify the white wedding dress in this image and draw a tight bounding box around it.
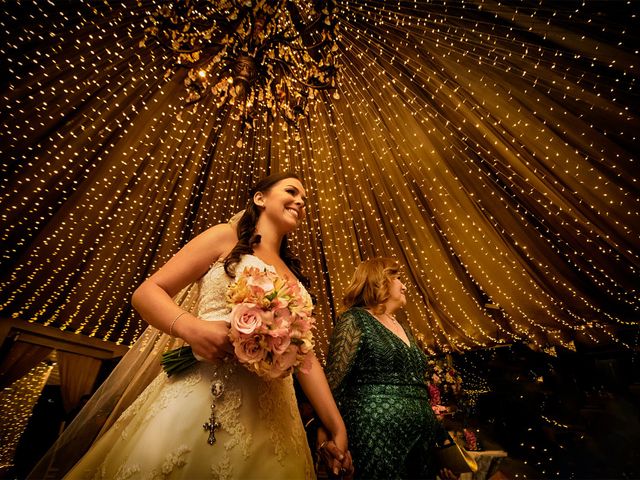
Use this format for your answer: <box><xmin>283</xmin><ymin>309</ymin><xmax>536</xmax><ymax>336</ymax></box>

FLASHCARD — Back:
<box><xmin>65</xmin><ymin>255</ymin><xmax>315</xmax><ymax>480</ymax></box>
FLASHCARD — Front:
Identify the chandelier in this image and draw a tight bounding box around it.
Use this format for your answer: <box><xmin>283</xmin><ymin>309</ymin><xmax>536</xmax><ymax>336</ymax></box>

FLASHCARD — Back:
<box><xmin>142</xmin><ymin>0</ymin><xmax>340</xmax><ymax>128</ymax></box>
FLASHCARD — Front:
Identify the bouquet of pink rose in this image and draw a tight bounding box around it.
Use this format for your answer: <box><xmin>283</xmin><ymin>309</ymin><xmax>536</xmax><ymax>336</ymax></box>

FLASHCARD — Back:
<box><xmin>161</xmin><ymin>266</ymin><xmax>315</xmax><ymax>378</ymax></box>
<box><xmin>226</xmin><ymin>266</ymin><xmax>315</xmax><ymax>378</ymax></box>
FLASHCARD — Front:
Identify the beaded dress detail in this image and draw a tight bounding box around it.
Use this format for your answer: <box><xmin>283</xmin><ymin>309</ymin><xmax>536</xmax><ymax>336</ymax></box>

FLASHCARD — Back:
<box><xmin>325</xmin><ymin>308</ymin><xmax>448</xmax><ymax>479</ymax></box>
<box><xmin>65</xmin><ymin>255</ymin><xmax>315</xmax><ymax>480</ymax></box>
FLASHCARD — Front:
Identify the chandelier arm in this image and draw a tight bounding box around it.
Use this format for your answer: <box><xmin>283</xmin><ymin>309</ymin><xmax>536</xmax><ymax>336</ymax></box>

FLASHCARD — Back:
<box><xmin>153</xmin><ymin>35</ymin><xmax>202</xmax><ymax>54</ymax></box>
<box><xmin>182</xmin><ymin>50</ymin><xmax>225</xmax><ymax>69</ymax></box>
<box><xmin>268</xmin><ymin>57</ymin><xmax>332</xmax><ymax>89</ymax></box>
<box><xmin>274</xmin><ymin>25</ymin><xmax>317</xmax><ymax>44</ymax></box>
<box><xmin>296</xmin><ymin>80</ymin><xmax>334</xmax><ymax>90</ymax></box>
<box><xmin>289</xmin><ymin>37</ymin><xmax>330</xmax><ymax>52</ymax></box>
<box><xmin>151</xmin><ymin>26</ymin><xmax>227</xmax><ymax>55</ymax></box>
<box><xmin>171</xmin><ymin>43</ymin><xmax>225</xmax><ymax>55</ymax></box>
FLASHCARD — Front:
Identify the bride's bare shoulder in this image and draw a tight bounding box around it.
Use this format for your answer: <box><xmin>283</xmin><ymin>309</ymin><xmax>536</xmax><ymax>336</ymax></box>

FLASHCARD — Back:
<box><xmin>200</xmin><ymin>223</ymin><xmax>238</xmax><ymax>249</ymax></box>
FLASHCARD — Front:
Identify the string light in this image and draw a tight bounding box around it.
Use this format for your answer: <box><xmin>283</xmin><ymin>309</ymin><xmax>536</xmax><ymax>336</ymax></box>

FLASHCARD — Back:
<box><xmin>0</xmin><ymin>0</ymin><xmax>638</xmax><ymax>357</ymax></box>
<box><xmin>0</xmin><ymin>362</ymin><xmax>54</xmax><ymax>467</ymax></box>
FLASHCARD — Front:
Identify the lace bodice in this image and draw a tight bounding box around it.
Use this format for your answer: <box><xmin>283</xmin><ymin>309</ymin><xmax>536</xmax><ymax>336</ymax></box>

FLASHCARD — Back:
<box><xmin>197</xmin><ymin>255</ymin><xmax>277</xmax><ymax>322</ymax></box>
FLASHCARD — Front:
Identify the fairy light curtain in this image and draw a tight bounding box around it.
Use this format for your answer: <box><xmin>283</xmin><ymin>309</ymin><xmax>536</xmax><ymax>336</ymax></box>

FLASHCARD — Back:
<box><xmin>0</xmin><ymin>0</ymin><xmax>638</xmax><ymax>355</ymax></box>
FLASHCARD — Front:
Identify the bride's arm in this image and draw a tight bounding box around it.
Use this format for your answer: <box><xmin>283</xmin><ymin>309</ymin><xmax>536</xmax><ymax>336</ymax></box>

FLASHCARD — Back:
<box><xmin>131</xmin><ymin>223</ymin><xmax>236</xmax><ymax>361</ymax></box>
<box><xmin>297</xmin><ymin>355</ymin><xmax>353</xmax><ymax>476</ymax></box>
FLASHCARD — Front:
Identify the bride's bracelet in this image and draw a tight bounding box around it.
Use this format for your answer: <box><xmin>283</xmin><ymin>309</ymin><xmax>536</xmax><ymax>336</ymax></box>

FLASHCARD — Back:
<box><xmin>169</xmin><ymin>311</ymin><xmax>188</xmax><ymax>337</ymax></box>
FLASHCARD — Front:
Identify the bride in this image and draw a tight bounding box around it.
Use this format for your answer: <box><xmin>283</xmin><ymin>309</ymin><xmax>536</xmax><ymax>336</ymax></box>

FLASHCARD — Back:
<box><xmin>59</xmin><ymin>172</ymin><xmax>352</xmax><ymax>479</ymax></box>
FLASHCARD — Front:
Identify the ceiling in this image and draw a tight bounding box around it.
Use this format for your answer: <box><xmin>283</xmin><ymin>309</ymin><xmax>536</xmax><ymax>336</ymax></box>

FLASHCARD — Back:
<box><xmin>1</xmin><ymin>0</ymin><xmax>638</xmax><ymax>354</ymax></box>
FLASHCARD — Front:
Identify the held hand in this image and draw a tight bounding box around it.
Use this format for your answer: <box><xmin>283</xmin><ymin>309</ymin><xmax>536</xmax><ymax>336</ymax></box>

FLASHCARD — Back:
<box><xmin>180</xmin><ymin>318</ymin><xmax>233</xmax><ymax>362</ymax></box>
<box><xmin>332</xmin><ymin>429</ymin><xmax>353</xmax><ymax>479</ymax></box>
<box><xmin>337</xmin><ymin>449</ymin><xmax>354</xmax><ymax>480</ymax></box>
<box><xmin>317</xmin><ymin>427</ymin><xmax>354</xmax><ymax>479</ymax></box>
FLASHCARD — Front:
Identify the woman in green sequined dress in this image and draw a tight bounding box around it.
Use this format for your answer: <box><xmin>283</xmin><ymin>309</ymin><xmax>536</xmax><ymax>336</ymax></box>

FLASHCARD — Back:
<box><xmin>324</xmin><ymin>258</ymin><xmax>455</xmax><ymax>479</ymax></box>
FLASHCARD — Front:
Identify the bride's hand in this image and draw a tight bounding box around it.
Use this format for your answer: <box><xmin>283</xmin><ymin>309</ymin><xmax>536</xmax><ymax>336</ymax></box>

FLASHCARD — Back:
<box><xmin>178</xmin><ymin>318</ymin><xmax>233</xmax><ymax>361</ymax></box>
<box><xmin>317</xmin><ymin>426</ymin><xmax>354</xmax><ymax>479</ymax></box>
<box><xmin>332</xmin><ymin>429</ymin><xmax>354</xmax><ymax>479</ymax></box>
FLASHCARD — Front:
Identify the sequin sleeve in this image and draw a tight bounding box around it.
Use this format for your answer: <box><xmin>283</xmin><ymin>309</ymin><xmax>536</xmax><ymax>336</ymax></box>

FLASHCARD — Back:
<box><xmin>325</xmin><ymin>309</ymin><xmax>362</xmax><ymax>398</ymax></box>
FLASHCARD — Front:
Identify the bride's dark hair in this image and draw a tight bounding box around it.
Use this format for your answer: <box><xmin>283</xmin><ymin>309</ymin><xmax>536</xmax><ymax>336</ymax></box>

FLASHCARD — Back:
<box><xmin>224</xmin><ymin>172</ymin><xmax>310</xmax><ymax>287</ymax></box>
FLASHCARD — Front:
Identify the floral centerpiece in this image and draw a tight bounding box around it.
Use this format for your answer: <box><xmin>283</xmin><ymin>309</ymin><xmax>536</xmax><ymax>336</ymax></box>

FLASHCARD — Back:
<box><xmin>426</xmin><ymin>356</ymin><xmax>463</xmax><ymax>417</ymax></box>
<box><xmin>463</xmin><ymin>428</ymin><xmax>479</xmax><ymax>451</ymax></box>
<box><xmin>162</xmin><ymin>266</ymin><xmax>315</xmax><ymax>378</ymax></box>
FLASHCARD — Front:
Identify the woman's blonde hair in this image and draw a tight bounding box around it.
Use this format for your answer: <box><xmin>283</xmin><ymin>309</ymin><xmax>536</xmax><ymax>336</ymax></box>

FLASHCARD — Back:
<box><xmin>341</xmin><ymin>257</ymin><xmax>401</xmax><ymax>314</ymax></box>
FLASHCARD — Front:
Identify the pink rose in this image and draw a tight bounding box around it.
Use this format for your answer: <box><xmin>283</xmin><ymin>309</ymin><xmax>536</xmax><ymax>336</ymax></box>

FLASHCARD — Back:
<box><xmin>272</xmin><ymin>308</ymin><xmax>292</xmax><ymax>328</ymax></box>
<box><xmin>231</xmin><ymin>304</ymin><xmax>272</xmax><ymax>335</ymax></box>
<box><xmin>271</xmin><ymin>346</ymin><xmax>298</xmax><ymax>376</ymax></box>
<box><xmin>234</xmin><ymin>334</ymin><xmax>267</xmax><ymax>364</ymax></box>
<box><xmin>267</xmin><ymin>329</ymin><xmax>291</xmax><ymax>355</ymax></box>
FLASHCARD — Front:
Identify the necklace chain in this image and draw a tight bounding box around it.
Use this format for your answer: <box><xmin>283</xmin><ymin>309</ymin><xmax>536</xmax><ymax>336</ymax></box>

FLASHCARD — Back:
<box><xmin>366</xmin><ymin>309</ymin><xmax>401</xmax><ymax>331</ymax></box>
<box><xmin>384</xmin><ymin>312</ymin><xmax>398</xmax><ymax>324</ymax></box>
<box><xmin>380</xmin><ymin>312</ymin><xmax>401</xmax><ymax>335</ymax></box>
<box><xmin>367</xmin><ymin>310</ymin><xmax>409</xmax><ymax>346</ymax></box>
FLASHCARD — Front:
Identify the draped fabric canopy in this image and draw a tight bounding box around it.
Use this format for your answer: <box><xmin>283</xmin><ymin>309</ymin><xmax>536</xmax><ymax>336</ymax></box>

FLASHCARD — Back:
<box><xmin>1</xmin><ymin>0</ymin><xmax>638</xmax><ymax>355</ymax></box>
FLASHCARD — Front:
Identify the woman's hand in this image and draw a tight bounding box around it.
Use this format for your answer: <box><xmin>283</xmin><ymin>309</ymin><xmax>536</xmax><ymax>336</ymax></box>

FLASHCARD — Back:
<box><xmin>317</xmin><ymin>426</ymin><xmax>354</xmax><ymax>479</ymax></box>
<box><xmin>177</xmin><ymin>318</ymin><xmax>233</xmax><ymax>362</ymax></box>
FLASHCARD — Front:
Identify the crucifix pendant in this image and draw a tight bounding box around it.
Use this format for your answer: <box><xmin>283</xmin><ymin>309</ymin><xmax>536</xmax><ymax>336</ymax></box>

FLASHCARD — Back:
<box><xmin>203</xmin><ymin>379</ymin><xmax>225</xmax><ymax>445</ymax></box>
<box><xmin>203</xmin><ymin>405</ymin><xmax>221</xmax><ymax>445</ymax></box>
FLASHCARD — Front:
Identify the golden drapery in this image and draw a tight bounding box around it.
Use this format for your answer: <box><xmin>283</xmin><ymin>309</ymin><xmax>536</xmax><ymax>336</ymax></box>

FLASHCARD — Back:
<box><xmin>0</xmin><ymin>1</ymin><xmax>638</xmax><ymax>355</ymax></box>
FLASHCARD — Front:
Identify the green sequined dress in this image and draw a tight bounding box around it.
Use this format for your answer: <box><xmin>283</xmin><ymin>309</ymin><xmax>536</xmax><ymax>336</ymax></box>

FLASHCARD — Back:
<box><xmin>325</xmin><ymin>308</ymin><xmax>448</xmax><ymax>479</ymax></box>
